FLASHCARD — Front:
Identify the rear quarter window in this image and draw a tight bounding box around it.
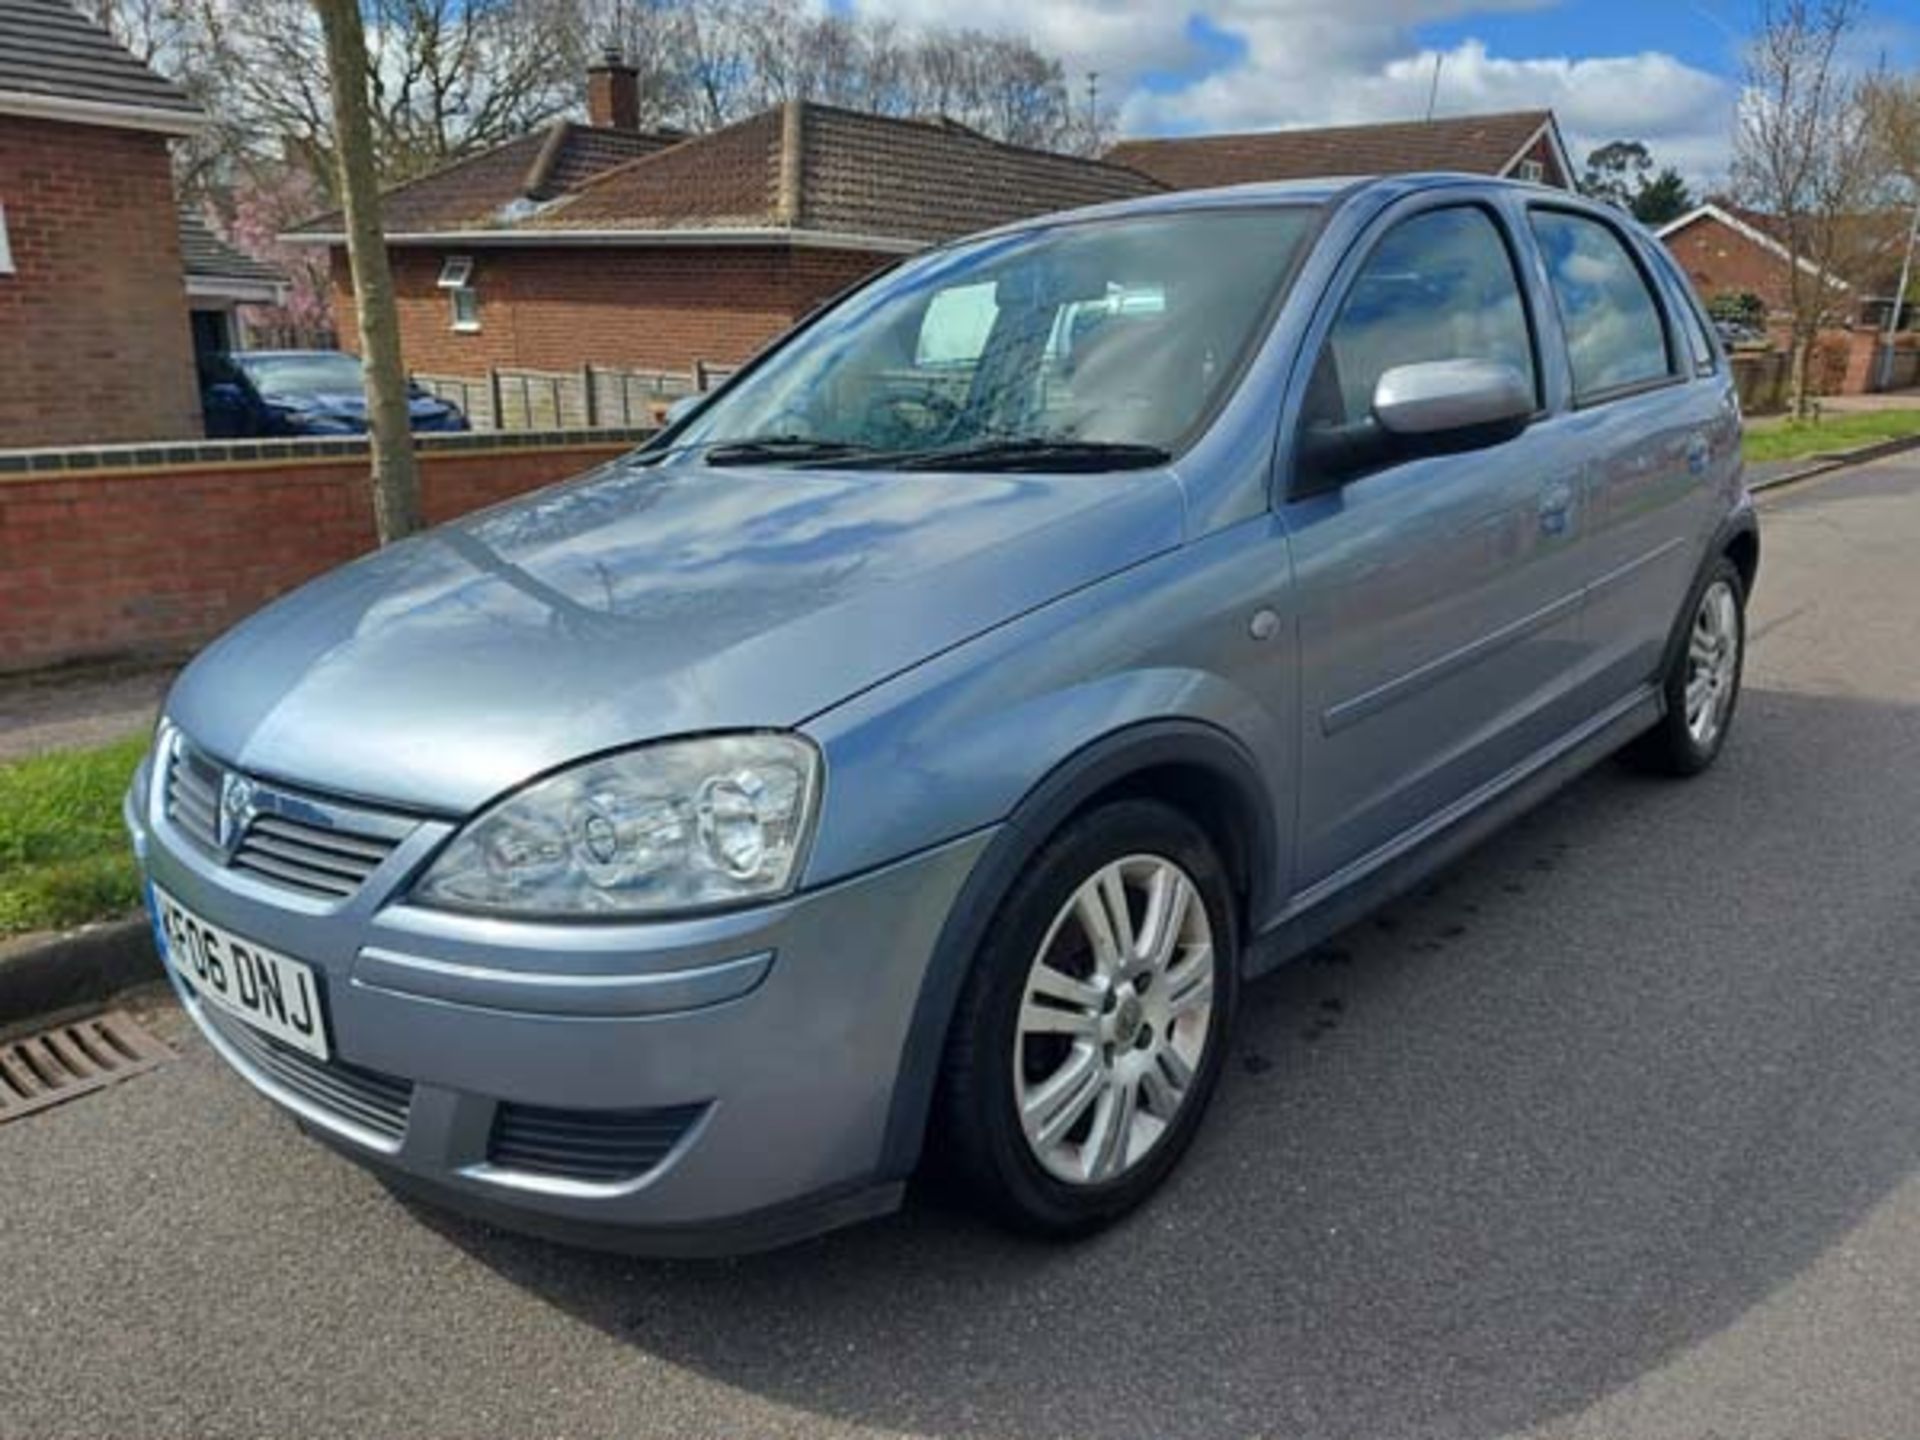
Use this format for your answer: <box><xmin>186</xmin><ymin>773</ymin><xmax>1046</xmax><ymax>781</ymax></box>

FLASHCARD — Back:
<box><xmin>1529</xmin><ymin>210</ymin><xmax>1676</xmax><ymax>403</ymax></box>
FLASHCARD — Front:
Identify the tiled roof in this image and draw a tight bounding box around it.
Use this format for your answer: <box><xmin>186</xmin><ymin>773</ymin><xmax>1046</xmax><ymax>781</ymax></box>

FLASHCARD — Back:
<box><xmin>288</xmin><ymin>122</ymin><xmax>680</xmax><ymax>236</ymax></box>
<box><xmin>0</xmin><ymin>0</ymin><xmax>198</xmax><ymax>123</ymax></box>
<box><xmin>291</xmin><ymin>102</ymin><xmax>1164</xmax><ymax>248</ymax></box>
<box><xmin>177</xmin><ymin>209</ymin><xmax>285</xmax><ymax>286</ymax></box>
<box><xmin>1663</xmin><ymin>202</ymin><xmax>1914</xmax><ymax>293</ymax></box>
<box><xmin>529</xmin><ymin>109</ymin><xmax>785</xmax><ymax>232</ymax></box>
<box><xmin>795</xmin><ymin>107</ymin><xmax>1166</xmax><ymax>243</ymax></box>
<box><xmin>1107</xmin><ymin>110</ymin><xmax>1555</xmax><ymax>189</ymax></box>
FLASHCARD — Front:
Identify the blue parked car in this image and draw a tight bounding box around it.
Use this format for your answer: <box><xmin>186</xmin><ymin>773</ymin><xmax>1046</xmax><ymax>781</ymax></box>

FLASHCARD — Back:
<box><xmin>130</xmin><ymin>175</ymin><xmax>1754</xmax><ymax>1255</ymax></box>
<box><xmin>200</xmin><ymin>350</ymin><xmax>468</xmax><ymax>437</ymax></box>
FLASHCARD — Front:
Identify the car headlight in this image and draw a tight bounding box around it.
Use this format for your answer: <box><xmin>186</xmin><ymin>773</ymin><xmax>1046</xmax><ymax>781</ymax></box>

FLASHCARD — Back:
<box><xmin>413</xmin><ymin>734</ymin><xmax>821</xmax><ymax>918</ymax></box>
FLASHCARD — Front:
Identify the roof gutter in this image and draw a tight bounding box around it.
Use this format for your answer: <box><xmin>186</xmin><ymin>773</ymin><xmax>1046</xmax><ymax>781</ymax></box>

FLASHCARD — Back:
<box><xmin>279</xmin><ymin>225</ymin><xmax>927</xmax><ymax>254</ymax></box>
<box><xmin>186</xmin><ymin>275</ymin><xmax>289</xmax><ymax>305</ymax></box>
<box><xmin>0</xmin><ymin>88</ymin><xmax>204</xmax><ymax>136</ymax></box>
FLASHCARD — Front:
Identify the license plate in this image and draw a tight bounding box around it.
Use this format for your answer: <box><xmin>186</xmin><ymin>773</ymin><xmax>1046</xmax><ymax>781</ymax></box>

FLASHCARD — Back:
<box><xmin>150</xmin><ymin>883</ymin><xmax>330</xmax><ymax>1060</ymax></box>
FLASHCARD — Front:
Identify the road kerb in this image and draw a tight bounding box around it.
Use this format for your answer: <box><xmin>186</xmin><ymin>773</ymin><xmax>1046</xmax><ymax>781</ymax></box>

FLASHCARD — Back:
<box><xmin>1750</xmin><ymin>432</ymin><xmax>1920</xmax><ymax>492</ymax></box>
<box><xmin>0</xmin><ymin>918</ymin><xmax>161</xmax><ymax>1030</ymax></box>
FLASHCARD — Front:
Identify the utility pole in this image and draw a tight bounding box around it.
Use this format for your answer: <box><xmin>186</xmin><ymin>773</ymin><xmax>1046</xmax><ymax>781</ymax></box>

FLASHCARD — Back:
<box><xmin>314</xmin><ymin>0</ymin><xmax>422</xmax><ymax>545</ymax></box>
<box><xmin>1880</xmin><ymin>191</ymin><xmax>1919</xmax><ymax>390</ymax></box>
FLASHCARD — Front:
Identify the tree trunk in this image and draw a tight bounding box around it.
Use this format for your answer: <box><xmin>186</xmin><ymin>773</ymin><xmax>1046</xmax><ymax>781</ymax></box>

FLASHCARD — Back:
<box><xmin>314</xmin><ymin>0</ymin><xmax>421</xmax><ymax>544</ymax></box>
<box><xmin>1789</xmin><ymin>328</ymin><xmax>1818</xmax><ymax>421</ymax></box>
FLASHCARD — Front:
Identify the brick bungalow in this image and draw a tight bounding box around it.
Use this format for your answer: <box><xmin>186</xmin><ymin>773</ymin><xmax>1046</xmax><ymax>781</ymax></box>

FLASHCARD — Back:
<box><xmin>287</xmin><ymin>57</ymin><xmax>1164</xmax><ymax>379</ymax></box>
<box><xmin>1105</xmin><ymin>110</ymin><xmax>1576</xmax><ymax>191</ymax></box>
<box><xmin>0</xmin><ymin>0</ymin><xmax>212</xmax><ymax>446</ymax></box>
<box><xmin>1659</xmin><ymin>201</ymin><xmax>1916</xmax><ymax>393</ymax></box>
<box><xmin>1656</xmin><ymin>201</ymin><xmax>1913</xmax><ymax>325</ymax></box>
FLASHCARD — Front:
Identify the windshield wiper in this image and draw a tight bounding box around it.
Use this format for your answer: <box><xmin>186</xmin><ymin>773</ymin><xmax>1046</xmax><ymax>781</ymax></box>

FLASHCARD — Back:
<box><xmin>700</xmin><ymin>436</ymin><xmax>878</xmax><ymax>467</ymax></box>
<box><xmin>880</xmin><ymin>437</ymin><xmax>1173</xmax><ymax>473</ymax></box>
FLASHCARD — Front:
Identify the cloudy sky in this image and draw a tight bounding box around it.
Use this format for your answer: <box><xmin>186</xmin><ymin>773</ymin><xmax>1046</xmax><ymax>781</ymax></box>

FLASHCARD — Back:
<box><xmin>853</xmin><ymin>0</ymin><xmax>1920</xmax><ymax>187</ymax></box>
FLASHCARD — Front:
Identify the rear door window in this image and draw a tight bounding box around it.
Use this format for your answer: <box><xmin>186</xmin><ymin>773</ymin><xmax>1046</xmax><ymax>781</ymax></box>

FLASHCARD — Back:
<box><xmin>1529</xmin><ymin>209</ymin><xmax>1676</xmax><ymax>402</ymax></box>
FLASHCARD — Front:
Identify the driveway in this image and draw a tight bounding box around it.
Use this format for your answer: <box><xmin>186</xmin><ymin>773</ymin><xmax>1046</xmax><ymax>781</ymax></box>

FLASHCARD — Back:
<box><xmin>5</xmin><ymin>455</ymin><xmax>1920</xmax><ymax>1440</ymax></box>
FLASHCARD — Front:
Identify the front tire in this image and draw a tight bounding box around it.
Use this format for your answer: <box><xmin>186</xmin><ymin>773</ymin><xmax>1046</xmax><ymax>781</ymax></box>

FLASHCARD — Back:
<box><xmin>1626</xmin><ymin>555</ymin><xmax>1746</xmax><ymax>776</ymax></box>
<box><xmin>935</xmin><ymin>799</ymin><xmax>1238</xmax><ymax>1238</ymax></box>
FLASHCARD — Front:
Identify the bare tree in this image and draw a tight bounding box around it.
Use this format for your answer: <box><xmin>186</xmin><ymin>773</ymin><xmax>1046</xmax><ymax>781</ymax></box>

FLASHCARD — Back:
<box><xmin>1863</xmin><ymin>72</ymin><xmax>1920</xmax><ymax>375</ymax></box>
<box><xmin>585</xmin><ymin>1</ymin><xmax>1079</xmax><ymax>149</ymax></box>
<box><xmin>1734</xmin><ymin>0</ymin><xmax>1878</xmax><ymax>417</ymax></box>
<box><xmin>314</xmin><ymin>0</ymin><xmax>421</xmax><ymax>544</ymax></box>
<box><xmin>170</xmin><ymin>0</ymin><xmax>579</xmax><ymax>190</ymax></box>
<box><xmin>1864</xmin><ymin>73</ymin><xmax>1920</xmax><ymax>188</ymax></box>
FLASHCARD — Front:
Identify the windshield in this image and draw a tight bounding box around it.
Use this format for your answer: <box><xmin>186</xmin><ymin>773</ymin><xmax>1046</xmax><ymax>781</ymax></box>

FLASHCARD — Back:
<box><xmin>238</xmin><ymin>353</ymin><xmax>366</xmax><ymax>398</ymax></box>
<box><xmin>669</xmin><ymin>205</ymin><xmax>1320</xmax><ymax>469</ymax></box>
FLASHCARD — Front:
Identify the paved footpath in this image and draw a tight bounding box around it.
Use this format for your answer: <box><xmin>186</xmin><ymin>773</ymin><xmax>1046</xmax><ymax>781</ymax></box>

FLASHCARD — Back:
<box><xmin>0</xmin><ymin>659</ymin><xmax>172</xmax><ymax>761</ymax></box>
<box><xmin>5</xmin><ymin>457</ymin><xmax>1920</xmax><ymax>1440</ymax></box>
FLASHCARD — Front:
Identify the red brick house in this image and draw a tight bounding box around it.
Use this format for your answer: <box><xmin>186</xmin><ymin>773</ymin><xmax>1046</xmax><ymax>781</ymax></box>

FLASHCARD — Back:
<box><xmin>288</xmin><ymin>58</ymin><xmax>1163</xmax><ymax>380</ymax></box>
<box><xmin>1659</xmin><ymin>201</ymin><xmax>1918</xmax><ymax>394</ymax></box>
<box><xmin>1655</xmin><ymin>201</ymin><xmax>1912</xmax><ymax>324</ymax></box>
<box><xmin>178</xmin><ymin>206</ymin><xmax>291</xmax><ymax>360</ymax></box>
<box><xmin>1106</xmin><ymin>110</ymin><xmax>1575</xmax><ymax>192</ymax></box>
<box><xmin>0</xmin><ymin>0</ymin><xmax>213</xmax><ymax>446</ymax></box>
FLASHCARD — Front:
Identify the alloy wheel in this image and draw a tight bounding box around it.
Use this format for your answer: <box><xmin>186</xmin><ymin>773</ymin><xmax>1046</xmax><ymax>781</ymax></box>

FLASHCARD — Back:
<box><xmin>1684</xmin><ymin>578</ymin><xmax>1741</xmax><ymax>749</ymax></box>
<box><xmin>1013</xmin><ymin>854</ymin><xmax>1217</xmax><ymax>1186</ymax></box>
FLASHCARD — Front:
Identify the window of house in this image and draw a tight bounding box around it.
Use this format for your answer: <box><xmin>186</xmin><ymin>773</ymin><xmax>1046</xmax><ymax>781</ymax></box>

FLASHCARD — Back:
<box><xmin>1302</xmin><ymin>205</ymin><xmax>1537</xmax><ymax>433</ymax></box>
<box><xmin>438</xmin><ymin>255</ymin><xmax>479</xmax><ymax>331</ymax></box>
<box><xmin>1517</xmin><ymin>158</ymin><xmax>1546</xmax><ymax>185</ymax></box>
<box><xmin>1529</xmin><ymin>209</ymin><xmax>1675</xmax><ymax>402</ymax></box>
<box><xmin>0</xmin><ymin>203</ymin><xmax>14</xmax><ymax>276</ymax></box>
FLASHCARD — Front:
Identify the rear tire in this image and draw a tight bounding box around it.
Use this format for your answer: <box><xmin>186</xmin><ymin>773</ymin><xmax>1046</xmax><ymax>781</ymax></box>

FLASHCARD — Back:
<box><xmin>1624</xmin><ymin>555</ymin><xmax>1746</xmax><ymax>776</ymax></box>
<box><xmin>934</xmin><ymin>799</ymin><xmax>1238</xmax><ymax>1238</ymax></box>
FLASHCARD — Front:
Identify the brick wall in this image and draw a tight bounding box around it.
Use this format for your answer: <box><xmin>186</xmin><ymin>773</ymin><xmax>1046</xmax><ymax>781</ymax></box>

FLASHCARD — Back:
<box><xmin>330</xmin><ymin>243</ymin><xmax>890</xmax><ymax>376</ymax></box>
<box><xmin>0</xmin><ymin>433</ymin><xmax>643</xmax><ymax>673</ymax></box>
<box><xmin>0</xmin><ymin>116</ymin><xmax>201</xmax><ymax>447</ymax></box>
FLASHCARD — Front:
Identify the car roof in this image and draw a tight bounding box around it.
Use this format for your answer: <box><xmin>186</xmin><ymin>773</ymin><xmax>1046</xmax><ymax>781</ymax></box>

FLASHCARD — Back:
<box><xmin>962</xmin><ymin>172</ymin><xmax>1619</xmax><ymax>245</ymax></box>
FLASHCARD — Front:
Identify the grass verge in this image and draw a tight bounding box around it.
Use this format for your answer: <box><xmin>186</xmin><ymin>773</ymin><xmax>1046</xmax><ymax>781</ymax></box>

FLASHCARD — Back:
<box><xmin>0</xmin><ymin>734</ymin><xmax>146</xmax><ymax>940</ymax></box>
<box><xmin>1744</xmin><ymin>409</ymin><xmax>1920</xmax><ymax>465</ymax></box>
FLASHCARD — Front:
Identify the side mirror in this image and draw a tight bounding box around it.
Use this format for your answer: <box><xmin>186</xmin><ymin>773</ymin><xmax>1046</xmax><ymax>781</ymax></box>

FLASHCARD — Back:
<box><xmin>1297</xmin><ymin>358</ymin><xmax>1534</xmax><ymax>491</ymax></box>
<box><xmin>205</xmin><ymin>381</ymin><xmax>246</xmax><ymax>408</ymax></box>
<box><xmin>1372</xmin><ymin>359</ymin><xmax>1532</xmax><ymax>439</ymax></box>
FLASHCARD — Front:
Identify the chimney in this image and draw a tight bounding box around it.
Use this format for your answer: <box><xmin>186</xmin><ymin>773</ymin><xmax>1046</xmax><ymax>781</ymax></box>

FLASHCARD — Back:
<box><xmin>588</xmin><ymin>46</ymin><xmax>640</xmax><ymax>131</ymax></box>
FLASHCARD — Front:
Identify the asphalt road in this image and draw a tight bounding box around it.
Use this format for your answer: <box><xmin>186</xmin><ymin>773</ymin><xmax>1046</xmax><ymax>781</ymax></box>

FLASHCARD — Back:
<box><xmin>6</xmin><ymin>455</ymin><xmax>1920</xmax><ymax>1440</ymax></box>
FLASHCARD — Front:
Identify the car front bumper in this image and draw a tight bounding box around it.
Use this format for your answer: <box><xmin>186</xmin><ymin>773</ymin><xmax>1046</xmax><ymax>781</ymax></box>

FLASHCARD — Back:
<box><xmin>126</xmin><ymin>771</ymin><xmax>992</xmax><ymax>1255</ymax></box>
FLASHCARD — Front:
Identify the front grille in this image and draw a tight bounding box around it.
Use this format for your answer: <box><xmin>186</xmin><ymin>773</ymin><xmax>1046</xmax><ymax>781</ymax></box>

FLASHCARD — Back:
<box><xmin>489</xmin><ymin>1101</ymin><xmax>705</xmax><ymax>1184</ymax></box>
<box><xmin>230</xmin><ymin>815</ymin><xmax>396</xmax><ymax>898</ymax></box>
<box><xmin>162</xmin><ymin>731</ymin><xmax>413</xmax><ymax>900</ymax></box>
<box><xmin>202</xmin><ymin>1004</ymin><xmax>412</xmax><ymax>1144</ymax></box>
<box><xmin>164</xmin><ymin>739</ymin><xmax>222</xmax><ymax>851</ymax></box>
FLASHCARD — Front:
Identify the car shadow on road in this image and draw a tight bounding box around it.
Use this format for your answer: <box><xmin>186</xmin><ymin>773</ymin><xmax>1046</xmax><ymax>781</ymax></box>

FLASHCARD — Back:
<box><xmin>410</xmin><ymin>685</ymin><xmax>1920</xmax><ymax>1440</ymax></box>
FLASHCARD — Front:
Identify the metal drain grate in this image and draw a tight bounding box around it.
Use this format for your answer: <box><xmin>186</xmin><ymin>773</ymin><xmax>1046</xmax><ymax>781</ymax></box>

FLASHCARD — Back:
<box><xmin>0</xmin><ymin>1010</ymin><xmax>171</xmax><ymax>1124</ymax></box>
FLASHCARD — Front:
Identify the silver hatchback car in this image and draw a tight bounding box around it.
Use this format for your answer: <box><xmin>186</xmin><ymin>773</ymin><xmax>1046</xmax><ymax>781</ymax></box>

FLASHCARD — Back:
<box><xmin>127</xmin><ymin>175</ymin><xmax>1755</xmax><ymax>1254</ymax></box>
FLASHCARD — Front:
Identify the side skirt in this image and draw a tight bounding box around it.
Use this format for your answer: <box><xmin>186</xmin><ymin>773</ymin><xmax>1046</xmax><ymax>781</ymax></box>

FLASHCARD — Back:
<box><xmin>1247</xmin><ymin>684</ymin><xmax>1663</xmax><ymax>978</ymax></box>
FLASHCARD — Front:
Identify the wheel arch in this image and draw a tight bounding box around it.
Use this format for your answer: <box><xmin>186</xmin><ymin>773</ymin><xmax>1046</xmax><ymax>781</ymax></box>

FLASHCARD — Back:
<box><xmin>1652</xmin><ymin>506</ymin><xmax>1759</xmax><ymax>694</ymax></box>
<box><xmin>875</xmin><ymin>718</ymin><xmax>1277</xmax><ymax>1180</ymax></box>
<box><xmin>1723</xmin><ymin>519</ymin><xmax>1759</xmax><ymax>597</ymax></box>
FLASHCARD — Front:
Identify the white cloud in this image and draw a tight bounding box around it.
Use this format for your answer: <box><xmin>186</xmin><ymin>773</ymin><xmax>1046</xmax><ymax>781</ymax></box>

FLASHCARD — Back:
<box><xmin>854</xmin><ymin>0</ymin><xmax>1739</xmax><ymax>185</ymax></box>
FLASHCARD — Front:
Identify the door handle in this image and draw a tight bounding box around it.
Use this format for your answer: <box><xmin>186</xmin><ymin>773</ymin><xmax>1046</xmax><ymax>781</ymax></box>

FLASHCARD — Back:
<box><xmin>1538</xmin><ymin>481</ymin><xmax>1575</xmax><ymax>537</ymax></box>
